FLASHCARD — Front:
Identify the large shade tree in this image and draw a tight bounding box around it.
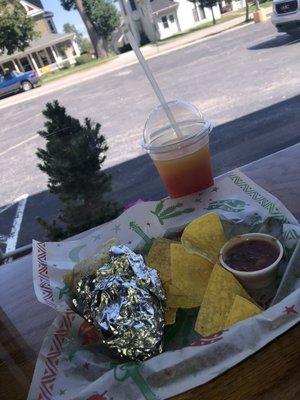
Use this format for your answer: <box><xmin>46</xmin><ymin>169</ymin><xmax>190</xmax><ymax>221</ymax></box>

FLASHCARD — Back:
<box><xmin>60</xmin><ymin>0</ymin><xmax>120</xmax><ymax>58</ymax></box>
<box><xmin>0</xmin><ymin>0</ymin><xmax>36</xmax><ymax>55</ymax></box>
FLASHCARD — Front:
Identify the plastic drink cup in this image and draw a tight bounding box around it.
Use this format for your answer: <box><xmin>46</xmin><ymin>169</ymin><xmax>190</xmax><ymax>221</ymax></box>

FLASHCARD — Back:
<box><xmin>142</xmin><ymin>100</ymin><xmax>214</xmax><ymax>198</ymax></box>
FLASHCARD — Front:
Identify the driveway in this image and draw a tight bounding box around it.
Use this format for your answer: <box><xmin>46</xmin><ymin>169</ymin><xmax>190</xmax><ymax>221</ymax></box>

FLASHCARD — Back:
<box><xmin>0</xmin><ymin>20</ymin><xmax>299</xmax><ymax>251</ymax></box>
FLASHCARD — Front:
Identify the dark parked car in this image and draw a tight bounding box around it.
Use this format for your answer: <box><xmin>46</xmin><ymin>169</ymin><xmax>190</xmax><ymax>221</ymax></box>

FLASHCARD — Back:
<box><xmin>0</xmin><ymin>70</ymin><xmax>40</xmax><ymax>98</ymax></box>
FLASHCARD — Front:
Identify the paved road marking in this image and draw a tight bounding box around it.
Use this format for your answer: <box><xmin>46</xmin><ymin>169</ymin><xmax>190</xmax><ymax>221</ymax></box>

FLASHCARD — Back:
<box><xmin>0</xmin><ymin>134</ymin><xmax>38</xmax><ymax>157</ymax></box>
<box><xmin>1</xmin><ymin>112</ymin><xmax>41</xmax><ymax>133</ymax></box>
<box><xmin>5</xmin><ymin>194</ymin><xmax>28</xmax><ymax>257</ymax></box>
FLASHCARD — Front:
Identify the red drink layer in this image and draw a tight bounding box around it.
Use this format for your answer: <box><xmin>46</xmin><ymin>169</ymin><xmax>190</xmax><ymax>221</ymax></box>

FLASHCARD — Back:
<box><xmin>153</xmin><ymin>144</ymin><xmax>213</xmax><ymax>198</ymax></box>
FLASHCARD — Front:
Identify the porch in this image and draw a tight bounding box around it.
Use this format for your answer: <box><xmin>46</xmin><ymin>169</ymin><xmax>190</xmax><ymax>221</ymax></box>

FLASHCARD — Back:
<box><xmin>0</xmin><ymin>33</ymin><xmax>80</xmax><ymax>76</ymax></box>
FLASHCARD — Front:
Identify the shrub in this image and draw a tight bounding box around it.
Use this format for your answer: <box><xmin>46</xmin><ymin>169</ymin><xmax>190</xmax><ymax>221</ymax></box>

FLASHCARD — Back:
<box><xmin>60</xmin><ymin>61</ymin><xmax>71</xmax><ymax>70</ymax></box>
<box><xmin>76</xmin><ymin>53</ymin><xmax>93</xmax><ymax>65</ymax></box>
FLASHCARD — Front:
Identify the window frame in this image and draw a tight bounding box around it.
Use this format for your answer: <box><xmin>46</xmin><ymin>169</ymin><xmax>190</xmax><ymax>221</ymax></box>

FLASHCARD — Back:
<box><xmin>161</xmin><ymin>16</ymin><xmax>169</xmax><ymax>29</ymax></box>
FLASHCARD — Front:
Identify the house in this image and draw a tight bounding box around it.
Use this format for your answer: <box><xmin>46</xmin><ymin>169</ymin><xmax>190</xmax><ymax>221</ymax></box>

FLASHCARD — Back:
<box><xmin>0</xmin><ymin>0</ymin><xmax>80</xmax><ymax>76</ymax></box>
<box><xmin>221</xmin><ymin>0</ymin><xmax>246</xmax><ymax>12</ymax></box>
<box><xmin>118</xmin><ymin>0</ymin><xmax>221</xmax><ymax>43</ymax></box>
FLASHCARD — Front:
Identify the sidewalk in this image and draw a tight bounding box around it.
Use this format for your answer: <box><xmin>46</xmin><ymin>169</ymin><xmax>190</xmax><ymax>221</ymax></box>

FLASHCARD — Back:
<box><xmin>0</xmin><ymin>8</ymin><xmax>272</xmax><ymax>110</ymax></box>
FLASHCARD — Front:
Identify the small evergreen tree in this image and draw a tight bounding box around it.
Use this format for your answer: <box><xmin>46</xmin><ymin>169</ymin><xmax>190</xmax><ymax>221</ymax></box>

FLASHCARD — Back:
<box><xmin>36</xmin><ymin>100</ymin><xmax>120</xmax><ymax>240</ymax></box>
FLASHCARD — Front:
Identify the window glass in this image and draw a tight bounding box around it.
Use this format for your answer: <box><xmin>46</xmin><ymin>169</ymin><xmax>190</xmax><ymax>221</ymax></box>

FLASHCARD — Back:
<box><xmin>4</xmin><ymin>73</ymin><xmax>12</xmax><ymax>81</ymax></box>
<box><xmin>169</xmin><ymin>14</ymin><xmax>175</xmax><ymax>23</ymax></box>
<box><xmin>162</xmin><ymin>16</ymin><xmax>169</xmax><ymax>29</ymax></box>
<box><xmin>47</xmin><ymin>18</ymin><xmax>56</xmax><ymax>33</ymax></box>
<box><xmin>129</xmin><ymin>0</ymin><xmax>137</xmax><ymax>11</ymax></box>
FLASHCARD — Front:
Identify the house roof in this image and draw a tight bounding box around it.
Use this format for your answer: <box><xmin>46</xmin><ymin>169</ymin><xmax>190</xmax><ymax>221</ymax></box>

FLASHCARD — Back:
<box><xmin>0</xmin><ymin>33</ymin><xmax>74</xmax><ymax>63</ymax></box>
<box><xmin>27</xmin><ymin>0</ymin><xmax>44</xmax><ymax>9</ymax></box>
<box><xmin>150</xmin><ymin>0</ymin><xmax>178</xmax><ymax>13</ymax></box>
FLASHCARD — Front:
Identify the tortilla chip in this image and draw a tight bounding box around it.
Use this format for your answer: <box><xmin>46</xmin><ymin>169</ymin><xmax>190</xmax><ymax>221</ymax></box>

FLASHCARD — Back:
<box><xmin>195</xmin><ymin>264</ymin><xmax>253</xmax><ymax>336</ymax></box>
<box><xmin>225</xmin><ymin>295</ymin><xmax>261</xmax><ymax>328</ymax></box>
<box><xmin>181</xmin><ymin>212</ymin><xmax>227</xmax><ymax>263</ymax></box>
<box><xmin>167</xmin><ymin>283</ymin><xmax>185</xmax><ymax>296</ymax></box>
<box><xmin>164</xmin><ymin>281</ymin><xmax>200</xmax><ymax>308</ymax></box>
<box><xmin>166</xmin><ymin>293</ymin><xmax>201</xmax><ymax>309</ymax></box>
<box><xmin>170</xmin><ymin>243</ymin><xmax>213</xmax><ymax>303</ymax></box>
<box><xmin>165</xmin><ymin>307</ymin><xmax>177</xmax><ymax>325</ymax></box>
<box><xmin>146</xmin><ymin>238</ymin><xmax>175</xmax><ymax>284</ymax></box>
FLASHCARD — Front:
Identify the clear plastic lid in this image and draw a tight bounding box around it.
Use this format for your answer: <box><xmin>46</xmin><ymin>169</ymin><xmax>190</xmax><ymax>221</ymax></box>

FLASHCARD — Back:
<box><xmin>142</xmin><ymin>100</ymin><xmax>212</xmax><ymax>154</ymax></box>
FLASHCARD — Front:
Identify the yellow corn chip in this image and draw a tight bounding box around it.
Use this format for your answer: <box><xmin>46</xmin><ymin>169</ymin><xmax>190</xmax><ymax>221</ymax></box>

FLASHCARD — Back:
<box><xmin>146</xmin><ymin>238</ymin><xmax>175</xmax><ymax>284</ymax></box>
<box><xmin>225</xmin><ymin>295</ymin><xmax>261</xmax><ymax>328</ymax></box>
<box><xmin>165</xmin><ymin>281</ymin><xmax>200</xmax><ymax>308</ymax></box>
<box><xmin>167</xmin><ymin>283</ymin><xmax>185</xmax><ymax>296</ymax></box>
<box><xmin>181</xmin><ymin>212</ymin><xmax>227</xmax><ymax>263</ymax></box>
<box><xmin>170</xmin><ymin>243</ymin><xmax>213</xmax><ymax>303</ymax></box>
<box><xmin>166</xmin><ymin>293</ymin><xmax>201</xmax><ymax>309</ymax></box>
<box><xmin>165</xmin><ymin>307</ymin><xmax>177</xmax><ymax>325</ymax></box>
<box><xmin>195</xmin><ymin>264</ymin><xmax>253</xmax><ymax>336</ymax></box>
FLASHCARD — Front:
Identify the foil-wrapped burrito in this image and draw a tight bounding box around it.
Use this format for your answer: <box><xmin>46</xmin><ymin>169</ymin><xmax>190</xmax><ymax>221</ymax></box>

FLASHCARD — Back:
<box><xmin>73</xmin><ymin>245</ymin><xmax>165</xmax><ymax>360</ymax></box>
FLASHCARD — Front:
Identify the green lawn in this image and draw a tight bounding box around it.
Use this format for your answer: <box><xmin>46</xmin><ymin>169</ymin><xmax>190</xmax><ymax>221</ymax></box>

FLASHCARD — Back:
<box><xmin>40</xmin><ymin>54</ymin><xmax>116</xmax><ymax>85</ymax></box>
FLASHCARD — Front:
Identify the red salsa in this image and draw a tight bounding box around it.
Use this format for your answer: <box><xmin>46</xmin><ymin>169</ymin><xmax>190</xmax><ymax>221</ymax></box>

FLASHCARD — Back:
<box><xmin>224</xmin><ymin>239</ymin><xmax>280</xmax><ymax>272</ymax></box>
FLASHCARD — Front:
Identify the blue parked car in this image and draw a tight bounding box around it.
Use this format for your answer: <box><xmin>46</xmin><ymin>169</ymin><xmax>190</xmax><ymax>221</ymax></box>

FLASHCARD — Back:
<box><xmin>0</xmin><ymin>70</ymin><xmax>40</xmax><ymax>98</ymax></box>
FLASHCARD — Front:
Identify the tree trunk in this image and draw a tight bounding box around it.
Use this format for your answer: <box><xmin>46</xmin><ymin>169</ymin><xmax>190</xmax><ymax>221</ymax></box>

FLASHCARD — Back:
<box><xmin>245</xmin><ymin>0</ymin><xmax>250</xmax><ymax>22</ymax></box>
<box><xmin>211</xmin><ymin>6</ymin><xmax>216</xmax><ymax>24</ymax></box>
<box><xmin>74</xmin><ymin>0</ymin><xmax>107</xmax><ymax>58</ymax></box>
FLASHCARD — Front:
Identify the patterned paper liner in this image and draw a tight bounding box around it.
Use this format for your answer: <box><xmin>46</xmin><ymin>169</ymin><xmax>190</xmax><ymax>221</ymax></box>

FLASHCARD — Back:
<box><xmin>29</xmin><ymin>170</ymin><xmax>300</xmax><ymax>400</ymax></box>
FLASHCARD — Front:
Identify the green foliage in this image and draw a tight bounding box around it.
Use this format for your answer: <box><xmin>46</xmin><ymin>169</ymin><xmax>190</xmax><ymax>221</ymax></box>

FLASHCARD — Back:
<box><xmin>81</xmin><ymin>37</ymin><xmax>93</xmax><ymax>53</ymax></box>
<box><xmin>84</xmin><ymin>0</ymin><xmax>120</xmax><ymax>39</ymax></box>
<box><xmin>36</xmin><ymin>100</ymin><xmax>120</xmax><ymax>240</ymax></box>
<box><xmin>63</xmin><ymin>22</ymin><xmax>84</xmax><ymax>49</ymax></box>
<box><xmin>60</xmin><ymin>0</ymin><xmax>76</xmax><ymax>11</ymax></box>
<box><xmin>61</xmin><ymin>0</ymin><xmax>120</xmax><ymax>39</ymax></box>
<box><xmin>63</xmin><ymin>23</ymin><xmax>93</xmax><ymax>54</ymax></box>
<box><xmin>60</xmin><ymin>60</ymin><xmax>71</xmax><ymax>69</ymax></box>
<box><xmin>76</xmin><ymin>53</ymin><xmax>93</xmax><ymax>65</ymax></box>
<box><xmin>201</xmin><ymin>0</ymin><xmax>218</xmax><ymax>6</ymax></box>
<box><xmin>0</xmin><ymin>0</ymin><xmax>37</xmax><ymax>55</ymax></box>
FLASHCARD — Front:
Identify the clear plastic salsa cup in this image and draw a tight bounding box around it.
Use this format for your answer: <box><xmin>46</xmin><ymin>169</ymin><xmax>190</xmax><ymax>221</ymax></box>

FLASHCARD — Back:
<box><xmin>142</xmin><ymin>100</ymin><xmax>214</xmax><ymax>198</ymax></box>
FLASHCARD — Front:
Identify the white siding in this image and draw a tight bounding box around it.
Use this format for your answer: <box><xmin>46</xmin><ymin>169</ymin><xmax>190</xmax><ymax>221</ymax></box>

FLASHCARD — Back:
<box><xmin>176</xmin><ymin>0</ymin><xmax>221</xmax><ymax>32</ymax></box>
<box><xmin>118</xmin><ymin>0</ymin><xmax>222</xmax><ymax>45</ymax></box>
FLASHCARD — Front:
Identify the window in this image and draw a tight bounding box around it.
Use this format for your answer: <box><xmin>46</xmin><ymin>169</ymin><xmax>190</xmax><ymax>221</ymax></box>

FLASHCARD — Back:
<box><xmin>4</xmin><ymin>73</ymin><xmax>12</xmax><ymax>81</ymax></box>
<box><xmin>169</xmin><ymin>14</ymin><xmax>175</xmax><ymax>23</ymax></box>
<box><xmin>129</xmin><ymin>0</ymin><xmax>137</xmax><ymax>11</ymax></box>
<box><xmin>47</xmin><ymin>18</ymin><xmax>56</xmax><ymax>33</ymax></box>
<box><xmin>161</xmin><ymin>16</ymin><xmax>169</xmax><ymax>29</ymax></box>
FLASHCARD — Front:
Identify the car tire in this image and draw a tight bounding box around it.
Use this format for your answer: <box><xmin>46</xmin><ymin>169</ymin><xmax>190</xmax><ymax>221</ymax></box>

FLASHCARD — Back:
<box><xmin>21</xmin><ymin>80</ymin><xmax>33</xmax><ymax>92</ymax></box>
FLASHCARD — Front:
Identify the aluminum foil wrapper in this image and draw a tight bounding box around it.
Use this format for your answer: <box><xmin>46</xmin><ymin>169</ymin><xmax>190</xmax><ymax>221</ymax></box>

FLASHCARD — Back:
<box><xmin>73</xmin><ymin>245</ymin><xmax>165</xmax><ymax>361</ymax></box>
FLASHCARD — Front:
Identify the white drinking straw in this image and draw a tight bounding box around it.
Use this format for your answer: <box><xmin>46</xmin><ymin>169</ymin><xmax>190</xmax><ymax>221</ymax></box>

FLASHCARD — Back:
<box><xmin>123</xmin><ymin>27</ymin><xmax>182</xmax><ymax>137</ymax></box>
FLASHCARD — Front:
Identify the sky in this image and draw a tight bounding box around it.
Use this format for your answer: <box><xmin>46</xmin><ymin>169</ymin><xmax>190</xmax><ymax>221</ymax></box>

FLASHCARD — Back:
<box><xmin>42</xmin><ymin>0</ymin><xmax>88</xmax><ymax>36</ymax></box>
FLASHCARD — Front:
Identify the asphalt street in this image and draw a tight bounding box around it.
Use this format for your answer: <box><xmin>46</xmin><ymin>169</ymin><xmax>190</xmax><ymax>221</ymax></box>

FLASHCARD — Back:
<box><xmin>0</xmin><ymin>20</ymin><xmax>300</xmax><ymax>250</ymax></box>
